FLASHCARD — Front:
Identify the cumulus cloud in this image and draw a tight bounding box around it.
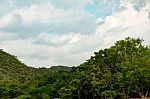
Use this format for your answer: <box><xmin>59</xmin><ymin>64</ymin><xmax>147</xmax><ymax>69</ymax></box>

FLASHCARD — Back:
<box><xmin>0</xmin><ymin>2</ymin><xmax>96</xmax><ymax>35</ymax></box>
<box><xmin>35</xmin><ymin>33</ymin><xmax>82</xmax><ymax>45</ymax></box>
<box><xmin>96</xmin><ymin>0</ymin><xmax>150</xmax><ymax>47</ymax></box>
<box><xmin>0</xmin><ymin>32</ymin><xmax>103</xmax><ymax>67</ymax></box>
<box><xmin>0</xmin><ymin>0</ymin><xmax>150</xmax><ymax>67</ymax></box>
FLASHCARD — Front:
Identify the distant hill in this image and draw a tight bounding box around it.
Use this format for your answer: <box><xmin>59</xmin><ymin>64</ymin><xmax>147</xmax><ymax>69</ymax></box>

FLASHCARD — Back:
<box><xmin>50</xmin><ymin>65</ymin><xmax>72</xmax><ymax>71</ymax></box>
<box><xmin>0</xmin><ymin>49</ymin><xmax>71</xmax><ymax>82</ymax></box>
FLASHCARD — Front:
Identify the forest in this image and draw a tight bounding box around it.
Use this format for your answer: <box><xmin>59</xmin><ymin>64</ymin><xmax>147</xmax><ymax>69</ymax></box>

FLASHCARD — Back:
<box><xmin>0</xmin><ymin>37</ymin><xmax>150</xmax><ymax>99</ymax></box>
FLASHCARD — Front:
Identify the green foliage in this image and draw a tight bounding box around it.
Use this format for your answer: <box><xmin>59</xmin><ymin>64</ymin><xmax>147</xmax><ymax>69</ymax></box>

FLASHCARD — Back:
<box><xmin>0</xmin><ymin>37</ymin><xmax>150</xmax><ymax>98</ymax></box>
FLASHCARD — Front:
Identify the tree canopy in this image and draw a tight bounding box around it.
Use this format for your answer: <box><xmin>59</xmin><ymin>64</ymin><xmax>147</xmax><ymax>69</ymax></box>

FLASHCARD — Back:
<box><xmin>0</xmin><ymin>37</ymin><xmax>150</xmax><ymax>99</ymax></box>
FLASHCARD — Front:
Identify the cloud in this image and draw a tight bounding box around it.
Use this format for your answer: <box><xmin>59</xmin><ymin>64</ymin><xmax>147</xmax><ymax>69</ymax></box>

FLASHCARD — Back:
<box><xmin>0</xmin><ymin>0</ymin><xmax>150</xmax><ymax>67</ymax></box>
<box><xmin>96</xmin><ymin>0</ymin><xmax>150</xmax><ymax>46</ymax></box>
<box><xmin>0</xmin><ymin>2</ymin><xmax>96</xmax><ymax>36</ymax></box>
<box><xmin>0</xmin><ymin>31</ymin><xmax>104</xmax><ymax>67</ymax></box>
<box><xmin>35</xmin><ymin>33</ymin><xmax>82</xmax><ymax>45</ymax></box>
<box><xmin>50</xmin><ymin>0</ymin><xmax>92</xmax><ymax>10</ymax></box>
<box><xmin>0</xmin><ymin>31</ymin><xmax>17</xmax><ymax>42</ymax></box>
<box><xmin>0</xmin><ymin>14</ymin><xmax>14</xmax><ymax>28</ymax></box>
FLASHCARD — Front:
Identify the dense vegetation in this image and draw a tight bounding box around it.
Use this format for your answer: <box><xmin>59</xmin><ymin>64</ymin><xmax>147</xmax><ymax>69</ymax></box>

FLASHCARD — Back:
<box><xmin>0</xmin><ymin>37</ymin><xmax>150</xmax><ymax>99</ymax></box>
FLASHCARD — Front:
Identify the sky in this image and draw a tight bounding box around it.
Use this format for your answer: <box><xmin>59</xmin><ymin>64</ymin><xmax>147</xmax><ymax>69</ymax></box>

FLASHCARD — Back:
<box><xmin>0</xmin><ymin>0</ymin><xmax>150</xmax><ymax>67</ymax></box>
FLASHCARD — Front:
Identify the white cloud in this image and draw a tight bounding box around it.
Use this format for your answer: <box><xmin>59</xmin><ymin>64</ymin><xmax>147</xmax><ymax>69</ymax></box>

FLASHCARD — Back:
<box><xmin>50</xmin><ymin>0</ymin><xmax>92</xmax><ymax>10</ymax></box>
<box><xmin>0</xmin><ymin>31</ymin><xmax>17</xmax><ymax>41</ymax></box>
<box><xmin>0</xmin><ymin>32</ymin><xmax>103</xmax><ymax>67</ymax></box>
<box><xmin>96</xmin><ymin>0</ymin><xmax>150</xmax><ymax>47</ymax></box>
<box><xmin>0</xmin><ymin>14</ymin><xmax>14</xmax><ymax>28</ymax></box>
<box><xmin>15</xmin><ymin>3</ymin><xmax>94</xmax><ymax>26</ymax></box>
<box><xmin>0</xmin><ymin>2</ymin><xmax>96</xmax><ymax>34</ymax></box>
<box><xmin>0</xmin><ymin>0</ymin><xmax>150</xmax><ymax>67</ymax></box>
<box><xmin>36</xmin><ymin>33</ymin><xmax>82</xmax><ymax>45</ymax></box>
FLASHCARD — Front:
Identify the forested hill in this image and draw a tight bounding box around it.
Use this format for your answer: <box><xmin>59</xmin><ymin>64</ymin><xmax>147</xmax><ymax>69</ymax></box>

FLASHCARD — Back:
<box><xmin>0</xmin><ymin>49</ymin><xmax>71</xmax><ymax>98</ymax></box>
<box><xmin>0</xmin><ymin>49</ymin><xmax>33</xmax><ymax>81</ymax></box>
<box><xmin>0</xmin><ymin>37</ymin><xmax>150</xmax><ymax>99</ymax></box>
<box><xmin>0</xmin><ymin>49</ymin><xmax>71</xmax><ymax>82</ymax></box>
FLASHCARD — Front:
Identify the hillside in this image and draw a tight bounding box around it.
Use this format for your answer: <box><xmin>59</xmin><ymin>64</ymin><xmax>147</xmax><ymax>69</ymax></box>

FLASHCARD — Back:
<box><xmin>0</xmin><ymin>49</ymin><xmax>71</xmax><ymax>82</ymax></box>
<box><xmin>0</xmin><ymin>49</ymin><xmax>72</xmax><ymax>98</ymax></box>
<box><xmin>0</xmin><ymin>49</ymin><xmax>34</xmax><ymax>82</ymax></box>
<box><xmin>0</xmin><ymin>38</ymin><xmax>150</xmax><ymax>99</ymax></box>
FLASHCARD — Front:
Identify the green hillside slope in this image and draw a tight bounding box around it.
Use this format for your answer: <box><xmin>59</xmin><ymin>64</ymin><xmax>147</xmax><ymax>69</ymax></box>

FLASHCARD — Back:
<box><xmin>0</xmin><ymin>37</ymin><xmax>150</xmax><ymax>99</ymax></box>
<box><xmin>0</xmin><ymin>49</ymin><xmax>34</xmax><ymax>82</ymax></box>
<box><xmin>0</xmin><ymin>49</ymin><xmax>71</xmax><ymax>99</ymax></box>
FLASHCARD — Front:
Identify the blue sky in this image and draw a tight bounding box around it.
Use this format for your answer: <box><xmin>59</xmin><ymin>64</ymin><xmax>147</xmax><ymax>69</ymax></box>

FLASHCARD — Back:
<box><xmin>0</xmin><ymin>0</ymin><xmax>150</xmax><ymax>67</ymax></box>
